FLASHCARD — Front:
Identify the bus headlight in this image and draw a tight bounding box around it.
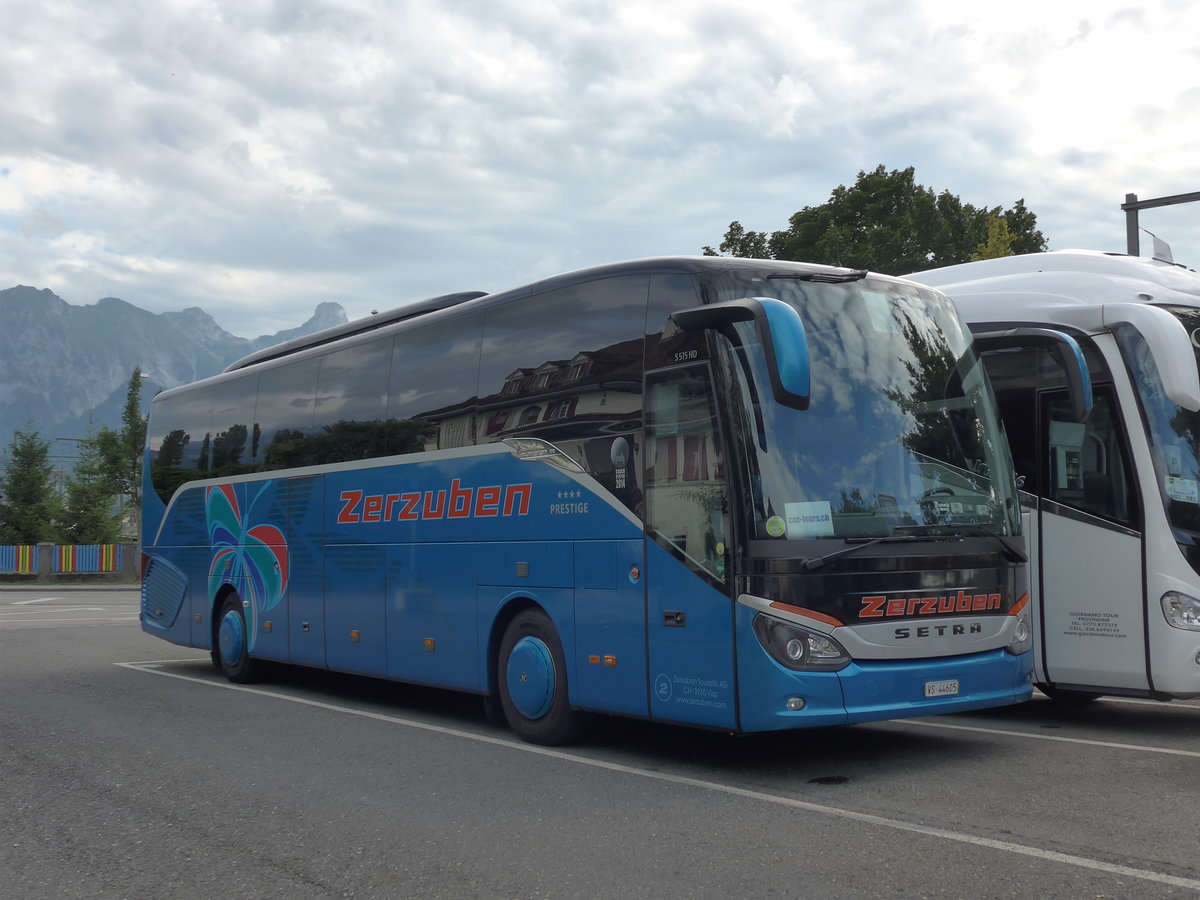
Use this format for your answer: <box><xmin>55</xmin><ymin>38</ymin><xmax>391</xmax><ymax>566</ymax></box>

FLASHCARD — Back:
<box><xmin>1006</xmin><ymin>609</ymin><xmax>1032</xmax><ymax>655</ymax></box>
<box><xmin>1161</xmin><ymin>592</ymin><xmax>1200</xmax><ymax>631</ymax></box>
<box><xmin>752</xmin><ymin>615</ymin><xmax>850</xmax><ymax>672</ymax></box>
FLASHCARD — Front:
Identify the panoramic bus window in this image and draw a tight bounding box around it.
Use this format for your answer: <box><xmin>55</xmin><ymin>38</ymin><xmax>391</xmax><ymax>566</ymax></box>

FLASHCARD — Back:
<box><xmin>478</xmin><ymin>275</ymin><xmax>648</xmax><ymax>512</ymax></box>
<box><xmin>710</xmin><ymin>271</ymin><xmax>1020</xmax><ymax>542</ymax></box>
<box><xmin>645</xmin><ymin>272</ymin><xmax>706</xmax><ymax>369</ymax></box>
<box><xmin>313</xmin><ymin>336</ymin><xmax>393</xmax><ymax>463</ymax></box>
<box><xmin>149</xmin><ymin>385</ymin><xmax>213</xmax><ymax>503</ymax></box>
<box><xmin>644</xmin><ymin>364</ymin><xmax>729</xmax><ymax>581</ymax></box>
<box><xmin>254</xmin><ymin>354</ymin><xmax>320</xmax><ymax>471</ymax></box>
<box><xmin>208</xmin><ymin>376</ymin><xmax>256</xmax><ymax>476</ymax></box>
<box><xmin>386</xmin><ymin>314</ymin><xmax>483</xmax><ymax>454</ymax></box>
<box><xmin>1043</xmin><ymin>389</ymin><xmax>1135</xmax><ymax>526</ymax></box>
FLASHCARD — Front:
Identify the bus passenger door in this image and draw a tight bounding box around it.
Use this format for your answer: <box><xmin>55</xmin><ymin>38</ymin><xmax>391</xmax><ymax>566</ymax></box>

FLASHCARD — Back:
<box><xmin>642</xmin><ymin>364</ymin><xmax>737</xmax><ymax>729</ymax></box>
<box><xmin>1037</xmin><ymin>390</ymin><xmax>1148</xmax><ymax>692</ymax></box>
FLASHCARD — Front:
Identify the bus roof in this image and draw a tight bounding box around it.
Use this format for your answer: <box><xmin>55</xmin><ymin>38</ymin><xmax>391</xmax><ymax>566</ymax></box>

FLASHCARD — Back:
<box><xmin>907</xmin><ymin>250</ymin><xmax>1200</xmax><ymax>329</ymax></box>
<box><xmin>222</xmin><ymin>255</ymin><xmax>874</xmax><ymax>374</ymax></box>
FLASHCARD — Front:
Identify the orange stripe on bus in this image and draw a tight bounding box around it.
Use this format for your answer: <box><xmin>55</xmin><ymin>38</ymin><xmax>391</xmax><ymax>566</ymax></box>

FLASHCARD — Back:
<box><xmin>768</xmin><ymin>601</ymin><xmax>844</xmax><ymax>628</ymax></box>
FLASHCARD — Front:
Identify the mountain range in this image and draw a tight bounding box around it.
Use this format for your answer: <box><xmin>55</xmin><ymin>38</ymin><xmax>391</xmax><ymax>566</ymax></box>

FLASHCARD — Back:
<box><xmin>0</xmin><ymin>285</ymin><xmax>348</xmax><ymax>451</ymax></box>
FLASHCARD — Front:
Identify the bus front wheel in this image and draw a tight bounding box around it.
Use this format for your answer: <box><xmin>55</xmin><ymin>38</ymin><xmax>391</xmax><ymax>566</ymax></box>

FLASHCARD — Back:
<box><xmin>497</xmin><ymin>609</ymin><xmax>583</xmax><ymax>745</ymax></box>
<box><xmin>215</xmin><ymin>593</ymin><xmax>262</xmax><ymax>684</ymax></box>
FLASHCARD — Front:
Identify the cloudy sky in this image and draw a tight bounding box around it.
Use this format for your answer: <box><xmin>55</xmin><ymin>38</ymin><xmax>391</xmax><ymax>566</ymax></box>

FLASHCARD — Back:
<box><xmin>2</xmin><ymin>0</ymin><xmax>1198</xmax><ymax>337</ymax></box>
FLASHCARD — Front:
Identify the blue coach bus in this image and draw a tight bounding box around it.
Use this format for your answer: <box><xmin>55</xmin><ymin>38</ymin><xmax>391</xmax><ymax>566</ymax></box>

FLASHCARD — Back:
<box><xmin>140</xmin><ymin>256</ymin><xmax>1033</xmax><ymax>744</ymax></box>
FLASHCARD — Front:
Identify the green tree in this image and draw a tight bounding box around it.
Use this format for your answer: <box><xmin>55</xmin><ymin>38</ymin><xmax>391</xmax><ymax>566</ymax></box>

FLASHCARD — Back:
<box><xmin>704</xmin><ymin>165</ymin><xmax>1047</xmax><ymax>275</ymax></box>
<box><xmin>92</xmin><ymin>368</ymin><xmax>148</xmax><ymax>537</ymax></box>
<box><xmin>0</xmin><ymin>426</ymin><xmax>61</xmax><ymax>544</ymax></box>
<box><xmin>702</xmin><ymin>221</ymin><xmax>770</xmax><ymax>258</ymax></box>
<box><xmin>60</xmin><ymin>433</ymin><xmax>122</xmax><ymax>544</ymax></box>
<box><xmin>971</xmin><ymin>214</ymin><xmax>1016</xmax><ymax>261</ymax></box>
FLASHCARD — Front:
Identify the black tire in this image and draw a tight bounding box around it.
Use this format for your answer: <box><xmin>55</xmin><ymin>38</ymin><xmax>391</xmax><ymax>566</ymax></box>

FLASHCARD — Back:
<box><xmin>214</xmin><ymin>592</ymin><xmax>263</xmax><ymax>684</ymax></box>
<box><xmin>1038</xmin><ymin>684</ymin><xmax>1101</xmax><ymax>704</ymax></box>
<box><xmin>497</xmin><ymin>608</ymin><xmax>583</xmax><ymax>745</ymax></box>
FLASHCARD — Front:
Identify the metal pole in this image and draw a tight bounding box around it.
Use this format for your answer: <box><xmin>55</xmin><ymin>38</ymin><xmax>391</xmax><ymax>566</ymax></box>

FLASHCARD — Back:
<box><xmin>1125</xmin><ymin>193</ymin><xmax>1139</xmax><ymax>256</ymax></box>
<box><xmin>1121</xmin><ymin>190</ymin><xmax>1200</xmax><ymax>256</ymax></box>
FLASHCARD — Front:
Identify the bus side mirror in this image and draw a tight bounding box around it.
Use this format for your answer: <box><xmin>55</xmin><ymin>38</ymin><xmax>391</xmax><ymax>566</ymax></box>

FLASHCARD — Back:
<box><xmin>971</xmin><ymin>326</ymin><xmax>1093</xmax><ymax>423</ymax></box>
<box><xmin>670</xmin><ymin>297</ymin><xmax>811</xmax><ymax>410</ymax></box>
<box><xmin>1103</xmin><ymin>303</ymin><xmax>1200</xmax><ymax>412</ymax></box>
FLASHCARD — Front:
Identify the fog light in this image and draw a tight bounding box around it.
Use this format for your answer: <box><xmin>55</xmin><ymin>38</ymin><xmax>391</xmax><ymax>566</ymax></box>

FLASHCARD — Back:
<box><xmin>786</xmin><ymin>697</ymin><xmax>806</xmax><ymax>711</ymax></box>
<box><xmin>1195</xmin><ymin>650</ymin><xmax>1200</xmax><ymax>666</ymax></box>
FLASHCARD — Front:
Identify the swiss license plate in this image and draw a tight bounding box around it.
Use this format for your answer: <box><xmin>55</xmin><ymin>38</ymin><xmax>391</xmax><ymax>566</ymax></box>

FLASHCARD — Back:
<box><xmin>924</xmin><ymin>679</ymin><xmax>960</xmax><ymax>698</ymax></box>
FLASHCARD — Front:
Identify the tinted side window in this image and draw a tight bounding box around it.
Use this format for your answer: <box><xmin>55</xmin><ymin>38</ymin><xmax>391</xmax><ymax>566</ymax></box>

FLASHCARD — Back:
<box><xmin>312</xmin><ymin>337</ymin><xmax>393</xmax><ymax>463</ymax></box>
<box><xmin>209</xmin><ymin>376</ymin><xmax>257</xmax><ymax>475</ymax></box>
<box><xmin>387</xmin><ymin>314</ymin><xmax>483</xmax><ymax>454</ymax></box>
<box><xmin>256</xmin><ymin>355</ymin><xmax>320</xmax><ymax>471</ymax></box>
<box><xmin>645</xmin><ymin>272</ymin><xmax>705</xmax><ymax>370</ymax></box>
<box><xmin>478</xmin><ymin>275</ymin><xmax>648</xmax><ymax>510</ymax></box>
<box><xmin>149</xmin><ymin>386</ymin><xmax>213</xmax><ymax>503</ymax></box>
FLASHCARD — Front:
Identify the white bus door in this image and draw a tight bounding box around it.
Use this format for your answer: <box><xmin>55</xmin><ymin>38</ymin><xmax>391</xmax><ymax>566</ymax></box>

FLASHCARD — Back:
<box><xmin>1035</xmin><ymin>390</ymin><xmax>1148</xmax><ymax>692</ymax></box>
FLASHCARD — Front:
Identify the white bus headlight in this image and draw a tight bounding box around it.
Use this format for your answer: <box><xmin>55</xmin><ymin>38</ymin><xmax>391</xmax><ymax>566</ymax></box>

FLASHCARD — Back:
<box><xmin>1161</xmin><ymin>592</ymin><xmax>1200</xmax><ymax>631</ymax></box>
<box><xmin>752</xmin><ymin>615</ymin><xmax>850</xmax><ymax>672</ymax></box>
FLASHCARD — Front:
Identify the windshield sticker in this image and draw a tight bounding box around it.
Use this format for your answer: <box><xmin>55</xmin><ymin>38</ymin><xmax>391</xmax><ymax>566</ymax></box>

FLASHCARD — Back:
<box><xmin>765</xmin><ymin>515</ymin><xmax>787</xmax><ymax>537</ymax></box>
<box><xmin>862</xmin><ymin>290</ymin><xmax>899</xmax><ymax>333</ymax></box>
<box><xmin>1166</xmin><ymin>476</ymin><xmax>1199</xmax><ymax>504</ymax></box>
<box><xmin>785</xmin><ymin>501</ymin><xmax>835</xmax><ymax>538</ymax></box>
<box><xmin>1165</xmin><ymin>446</ymin><xmax>1183</xmax><ymax>477</ymax></box>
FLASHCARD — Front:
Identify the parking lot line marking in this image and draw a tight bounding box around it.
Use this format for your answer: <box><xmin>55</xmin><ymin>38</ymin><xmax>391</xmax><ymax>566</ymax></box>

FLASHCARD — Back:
<box><xmin>0</xmin><ymin>607</ymin><xmax>105</xmax><ymax>616</ymax></box>
<box><xmin>896</xmin><ymin>718</ymin><xmax>1200</xmax><ymax>758</ymax></box>
<box><xmin>117</xmin><ymin>659</ymin><xmax>1200</xmax><ymax>893</ymax></box>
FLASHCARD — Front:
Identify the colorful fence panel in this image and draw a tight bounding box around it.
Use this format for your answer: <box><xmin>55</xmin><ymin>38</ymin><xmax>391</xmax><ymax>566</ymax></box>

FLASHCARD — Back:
<box><xmin>0</xmin><ymin>545</ymin><xmax>38</xmax><ymax>574</ymax></box>
<box><xmin>52</xmin><ymin>544</ymin><xmax>123</xmax><ymax>574</ymax></box>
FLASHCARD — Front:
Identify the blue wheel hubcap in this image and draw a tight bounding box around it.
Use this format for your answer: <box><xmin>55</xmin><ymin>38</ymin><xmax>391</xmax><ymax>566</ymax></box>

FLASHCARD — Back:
<box><xmin>507</xmin><ymin>635</ymin><xmax>555</xmax><ymax>720</ymax></box>
<box><xmin>219</xmin><ymin>608</ymin><xmax>245</xmax><ymax>666</ymax></box>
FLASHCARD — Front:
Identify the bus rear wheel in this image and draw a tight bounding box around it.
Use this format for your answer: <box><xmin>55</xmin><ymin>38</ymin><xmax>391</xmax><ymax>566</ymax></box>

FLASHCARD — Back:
<box><xmin>215</xmin><ymin>593</ymin><xmax>262</xmax><ymax>684</ymax></box>
<box><xmin>497</xmin><ymin>608</ymin><xmax>583</xmax><ymax>745</ymax></box>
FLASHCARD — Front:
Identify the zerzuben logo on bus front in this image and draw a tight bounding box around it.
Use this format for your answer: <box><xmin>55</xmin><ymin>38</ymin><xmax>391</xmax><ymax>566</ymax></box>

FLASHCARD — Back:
<box><xmin>859</xmin><ymin>590</ymin><xmax>1003</xmax><ymax>618</ymax></box>
<box><xmin>337</xmin><ymin>480</ymin><xmax>532</xmax><ymax>524</ymax></box>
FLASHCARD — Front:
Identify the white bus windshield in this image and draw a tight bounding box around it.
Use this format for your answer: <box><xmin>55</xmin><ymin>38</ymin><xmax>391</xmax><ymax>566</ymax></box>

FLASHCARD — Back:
<box><xmin>1117</xmin><ymin>307</ymin><xmax>1200</xmax><ymax>537</ymax></box>
<box><xmin>714</xmin><ymin>271</ymin><xmax>1020</xmax><ymax>542</ymax></box>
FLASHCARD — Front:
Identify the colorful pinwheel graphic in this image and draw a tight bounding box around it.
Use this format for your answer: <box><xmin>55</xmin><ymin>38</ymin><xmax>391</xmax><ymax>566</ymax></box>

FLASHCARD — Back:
<box><xmin>206</xmin><ymin>483</ymin><xmax>289</xmax><ymax>653</ymax></box>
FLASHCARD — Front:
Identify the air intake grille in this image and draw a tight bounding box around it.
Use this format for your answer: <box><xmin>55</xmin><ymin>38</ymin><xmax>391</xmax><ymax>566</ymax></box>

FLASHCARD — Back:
<box><xmin>141</xmin><ymin>556</ymin><xmax>189</xmax><ymax>628</ymax></box>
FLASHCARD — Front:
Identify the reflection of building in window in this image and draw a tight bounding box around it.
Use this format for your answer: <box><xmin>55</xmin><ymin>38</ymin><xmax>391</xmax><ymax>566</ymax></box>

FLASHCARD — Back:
<box><xmin>548</xmin><ymin>399</ymin><xmax>575</xmax><ymax>420</ymax></box>
<box><xmin>486</xmin><ymin>411</ymin><xmax>510</xmax><ymax>435</ymax></box>
<box><xmin>644</xmin><ymin>370</ymin><xmax>727</xmax><ymax>581</ymax></box>
<box><xmin>473</xmin><ymin>340</ymin><xmax>643</xmax><ymax>447</ymax></box>
<box><xmin>649</xmin><ymin>434</ymin><xmax>717</xmax><ymax>483</ymax></box>
<box><xmin>566</xmin><ymin>356</ymin><xmax>591</xmax><ymax>382</ymax></box>
<box><xmin>502</xmin><ymin>371</ymin><xmax>531</xmax><ymax>396</ymax></box>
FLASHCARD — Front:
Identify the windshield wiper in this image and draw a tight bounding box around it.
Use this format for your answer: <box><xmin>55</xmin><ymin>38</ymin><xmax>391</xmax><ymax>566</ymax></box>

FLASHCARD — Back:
<box><xmin>768</xmin><ymin>270</ymin><xmax>868</xmax><ymax>284</ymax></box>
<box><xmin>802</xmin><ymin>535</ymin><xmax>926</xmax><ymax>570</ymax></box>
<box><xmin>933</xmin><ymin>524</ymin><xmax>1028</xmax><ymax>562</ymax></box>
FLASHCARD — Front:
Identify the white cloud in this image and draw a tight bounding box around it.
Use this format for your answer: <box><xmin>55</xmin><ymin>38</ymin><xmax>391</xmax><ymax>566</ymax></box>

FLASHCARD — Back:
<box><xmin>1</xmin><ymin>0</ymin><xmax>1198</xmax><ymax>334</ymax></box>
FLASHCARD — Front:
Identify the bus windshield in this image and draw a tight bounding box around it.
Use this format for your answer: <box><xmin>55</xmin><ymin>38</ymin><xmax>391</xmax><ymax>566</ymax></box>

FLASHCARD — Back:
<box><xmin>1117</xmin><ymin>306</ymin><xmax>1200</xmax><ymax>538</ymax></box>
<box><xmin>714</xmin><ymin>271</ymin><xmax>1020</xmax><ymax>542</ymax></box>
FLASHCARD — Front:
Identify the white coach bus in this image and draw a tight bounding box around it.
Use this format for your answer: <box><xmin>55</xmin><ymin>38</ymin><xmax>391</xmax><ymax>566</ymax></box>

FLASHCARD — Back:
<box><xmin>910</xmin><ymin>249</ymin><xmax>1200</xmax><ymax>702</ymax></box>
